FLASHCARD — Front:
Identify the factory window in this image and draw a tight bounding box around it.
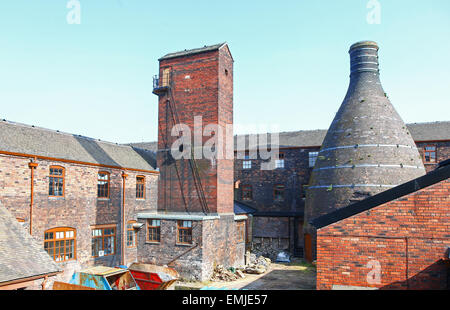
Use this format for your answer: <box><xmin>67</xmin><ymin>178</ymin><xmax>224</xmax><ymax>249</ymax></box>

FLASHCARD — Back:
<box><xmin>136</xmin><ymin>176</ymin><xmax>145</xmax><ymax>199</ymax></box>
<box><xmin>44</xmin><ymin>227</ymin><xmax>76</xmax><ymax>262</ymax></box>
<box><xmin>274</xmin><ymin>184</ymin><xmax>285</xmax><ymax>201</ymax></box>
<box><xmin>309</xmin><ymin>152</ymin><xmax>319</xmax><ymax>168</ymax></box>
<box><xmin>241</xmin><ymin>185</ymin><xmax>253</xmax><ymax>201</ymax></box>
<box><xmin>275</xmin><ymin>152</ymin><xmax>285</xmax><ymax>169</ymax></box>
<box><xmin>236</xmin><ymin>221</ymin><xmax>245</xmax><ymax>243</ymax></box>
<box><xmin>91</xmin><ymin>225</ymin><xmax>116</xmax><ymax>257</ymax></box>
<box><xmin>49</xmin><ymin>166</ymin><xmax>65</xmax><ymax>197</ymax></box>
<box><xmin>177</xmin><ymin>221</ymin><xmax>193</xmax><ymax>245</ymax></box>
<box><xmin>423</xmin><ymin>145</ymin><xmax>437</xmax><ymax>163</ymax></box>
<box><xmin>147</xmin><ymin>219</ymin><xmax>161</xmax><ymax>243</ymax></box>
<box><xmin>243</xmin><ymin>153</ymin><xmax>251</xmax><ymax>169</ymax></box>
<box><xmin>97</xmin><ymin>172</ymin><xmax>110</xmax><ymax>198</ymax></box>
<box><xmin>127</xmin><ymin>221</ymin><xmax>137</xmax><ymax>248</ymax></box>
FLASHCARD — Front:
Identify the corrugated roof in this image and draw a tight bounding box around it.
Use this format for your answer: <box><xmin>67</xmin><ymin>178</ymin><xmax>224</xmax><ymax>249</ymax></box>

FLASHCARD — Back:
<box><xmin>0</xmin><ymin>120</ymin><xmax>157</xmax><ymax>171</ymax></box>
<box><xmin>0</xmin><ymin>204</ymin><xmax>61</xmax><ymax>285</ymax></box>
<box><xmin>128</xmin><ymin>121</ymin><xmax>450</xmax><ymax>153</ymax></box>
<box><xmin>158</xmin><ymin>43</ymin><xmax>227</xmax><ymax>61</ymax></box>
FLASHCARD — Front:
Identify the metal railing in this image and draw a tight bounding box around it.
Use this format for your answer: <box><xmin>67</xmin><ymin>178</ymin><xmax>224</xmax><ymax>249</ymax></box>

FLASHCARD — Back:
<box><xmin>153</xmin><ymin>74</ymin><xmax>170</xmax><ymax>90</ymax></box>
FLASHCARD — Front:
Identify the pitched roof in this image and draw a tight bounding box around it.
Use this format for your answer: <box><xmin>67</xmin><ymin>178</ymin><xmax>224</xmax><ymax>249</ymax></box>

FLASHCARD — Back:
<box><xmin>310</xmin><ymin>160</ymin><xmax>450</xmax><ymax>230</ymax></box>
<box><xmin>0</xmin><ymin>119</ymin><xmax>157</xmax><ymax>171</ymax></box>
<box><xmin>128</xmin><ymin>121</ymin><xmax>450</xmax><ymax>153</ymax></box>
<box><xmin>234</xmin><ymin>201</ymin><xmax>257</xmax><ymax>215</ymax></box>
<box><xmin>0</xmin><ymin>204</ymin><xmax>61</xmax><ymax>285</ymax></box>
<box><xmin>158</xmin><ymin>43</ymin><xmax>228</xmax><ymax>61</ymax></box>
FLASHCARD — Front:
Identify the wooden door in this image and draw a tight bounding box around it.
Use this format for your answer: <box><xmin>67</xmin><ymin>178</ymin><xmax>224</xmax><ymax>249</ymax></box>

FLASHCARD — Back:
<box><xmin>304</xmin><ymin>233</ymin><xmax>312</xmax><ymax>262</ymax></box>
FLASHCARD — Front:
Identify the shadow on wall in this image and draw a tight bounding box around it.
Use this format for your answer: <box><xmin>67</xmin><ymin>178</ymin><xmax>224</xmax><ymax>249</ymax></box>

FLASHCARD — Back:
<box><xmin>380</xmin><ymin>259</ymin><xmax>449</xmax><ymax>290</ymax></box>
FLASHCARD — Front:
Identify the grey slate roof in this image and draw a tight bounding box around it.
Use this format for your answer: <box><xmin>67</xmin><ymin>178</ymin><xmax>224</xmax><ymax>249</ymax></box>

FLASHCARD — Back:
<box><xmin>158</xmin><ymin>43</ymin><xmax>227</xmax><ymax>61</ymax></box>
<box><xmin>0</xmin><ymin>203</ymin><xmax>61</xmax><ymax>285</ymax></box>
<box><xmin>0</xmin><ymin>119</ymin><xmax>157</xmax><ymax>171</ymax></box>
<box><xmin>234</xmin><ymin>201</ymin><xmax>257</xmax><ymax>215</ymax></box>
<box><xmin>128</xmin><ymin>121</ymin><xmax>450</xmax><ymax>153</ymax></box>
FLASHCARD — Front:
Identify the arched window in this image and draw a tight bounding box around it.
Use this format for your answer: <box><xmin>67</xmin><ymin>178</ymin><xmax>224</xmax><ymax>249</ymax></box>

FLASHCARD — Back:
<box><xmin>136</xmin><ymin>176</ymin><xmax>145</xmax><ymax>199</ymax></box>
<box><xmin>49</xmin><ymin>166</ymin><xmax>65</xmax><ymax>197</ymax></box>
<box><xmin>98</xmin><ymin>172</ymin><xmax>110</xmax><ymax>198</ymax></box>
<box><xmin>44</xmin><ymin>227</ymin><xmax>76</xmax><ymax>262</ymax></box>
<box><xmin>127</xmin><ymin>220</ymin><xmax>137</xmax><ymax>248</ymax></box>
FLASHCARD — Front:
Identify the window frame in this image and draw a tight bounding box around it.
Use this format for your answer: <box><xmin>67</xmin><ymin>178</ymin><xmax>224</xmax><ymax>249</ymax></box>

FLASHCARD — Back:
<box><xmin>127</xmin><ymin>220</ymin><xmax>137</xmax><ymax>248</ymax></box>
<box><xmin>308</xmin><ymin>151</ymin><xmax>319</xmax><ymax>168</ymax></box>
<box><xmin>91</xmin><ymin>225</ymin><xmax>116</xmax><ymax>258</ymax></box>
<box><xmin>49</xmin><ymin>166</ymin><xmax>65</xmax><ymax>198</ymax></box>
<box><xmin>275</xmin><ymin>152</ymin><xmax>285</xmax><ymax>169</ymax></box>
<box><xmin>146</xmin><ymin>219</ymin><xmax>161</xmax><ymax>243</ymax></box>
<box><xmin>423</xmin><ymin>145</ymin><xmax>437</xmax><ymax>163</ymax></box>
<box><xmin>241</xmin><ymin>184</ymin><xmax>253</xmax><ymax>201</ymax></box>
<box><xmin>177</xmin><ymin>220</ymin><xmax>193</xmax><ymax>245</ymax></box>
<box><xmin>136</xmin><ymin>176</ymin><xmax>146</xmax><ymax>199</ymax></box>
<box><xmin>44</xmin><ymin>227</ymin><xmax>76</xmax><ymax>262</ymax></box>
<box><xmin>97</xmin><ymin>171</ymin><xmax>110</xmax><ymax>199</ymax></box>
<box><xmin>274</xmin><ymin>184</ymin><xmax>285</xmax><ymax>201</ymax></box>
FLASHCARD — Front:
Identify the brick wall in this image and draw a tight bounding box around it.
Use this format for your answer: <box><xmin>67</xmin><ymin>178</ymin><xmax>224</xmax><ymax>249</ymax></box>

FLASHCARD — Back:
<box><xmin>0</xmin><ymin>153</ymin><xmax>158</xmax><ymax>287</ymax></box>
<box><xmin>416</xmin><ymin>141</ymin><xmax>450</xmax><ymax>172</ymax></box>
<box><xmin>316</xmin><ymin>178</ymin><xmax>450</xmax><ymax>290</ymax></box>
<box><xmin>157</xmin><ymin>46</ymin><xmax>234</xmax><ymax>214</ymax></box>
<box><xmin>136</xmin><ymin>215</ymin><xmax>246</xmax><ymax>281</ymax></box>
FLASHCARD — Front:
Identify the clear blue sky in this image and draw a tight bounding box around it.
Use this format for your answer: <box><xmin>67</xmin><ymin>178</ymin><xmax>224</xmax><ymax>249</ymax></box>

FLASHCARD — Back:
<box><xmin>0</xmin><ymin>1</ymin><xmax>449</xmax><ymax>143</ymax></box>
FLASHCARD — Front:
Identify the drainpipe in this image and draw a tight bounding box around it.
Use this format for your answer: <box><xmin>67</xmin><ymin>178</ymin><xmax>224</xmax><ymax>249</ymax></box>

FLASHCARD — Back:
<box><xmin>121</xmin><ymin>172</ymin><xmax>128</xmax><ymax>266</ymax></box>
<box><xmin>28</xmin><ymin>161</ymin><xmax>38</xmax><ymax>235</ymax></box>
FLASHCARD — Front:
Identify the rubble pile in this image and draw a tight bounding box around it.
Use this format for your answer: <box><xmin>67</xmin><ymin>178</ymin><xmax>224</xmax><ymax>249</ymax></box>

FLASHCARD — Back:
<box><xmin>209</xmin><ymin>252</ymin><xmax>273</xmax><ymax>282</ymax></box>
<box><xmin>251</xmin><ymin>244</ymin><xmax>287</xmax><ymax>261</ymax></box>
<box><xmin>210</xmin><ymin>265</ymin><xmax>245</xmax><ymax>282</ymax></box>
<box><xmin>244</xmin><ymin>253</ymin><xmax>271</xmax><ymax>275</ymax></box>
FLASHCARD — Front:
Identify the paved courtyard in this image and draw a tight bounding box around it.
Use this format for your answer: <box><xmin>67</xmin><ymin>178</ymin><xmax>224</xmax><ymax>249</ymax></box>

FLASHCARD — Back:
<box><xmin>176</xmin><ymin>259</ymin><xmax>316</xmax><ymax>290</ymax></box>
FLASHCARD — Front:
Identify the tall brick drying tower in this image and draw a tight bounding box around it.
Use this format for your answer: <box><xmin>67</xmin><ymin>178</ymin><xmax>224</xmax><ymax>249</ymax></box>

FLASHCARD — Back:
<box><xmin>136</xmin><ymin>43</ymin><xmax>245</xmax><ymax>281</ymax></box>
<box><xmin>304</xmin><ymin>41</ymin><xmax>426</xmax><ymax>260</ymax></box>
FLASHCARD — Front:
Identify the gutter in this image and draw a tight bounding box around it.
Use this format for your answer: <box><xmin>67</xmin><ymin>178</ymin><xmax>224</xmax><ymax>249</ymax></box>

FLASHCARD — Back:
<box><xmin>0</xmin><ymin>150</ymin><xmax>159</xmax><ymax>175</ymax></box>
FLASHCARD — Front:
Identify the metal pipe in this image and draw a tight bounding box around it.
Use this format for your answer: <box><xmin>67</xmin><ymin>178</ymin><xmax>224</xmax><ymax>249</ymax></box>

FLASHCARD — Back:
<box><xmin>121</xmin><ymin>172</ymin><xmax>128</xmax><ymax>266</ymax></box>
<box><xmin>28</xmin><ymin>161</ymin><xmax>38</xmax><ymax>235</ymax></box>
